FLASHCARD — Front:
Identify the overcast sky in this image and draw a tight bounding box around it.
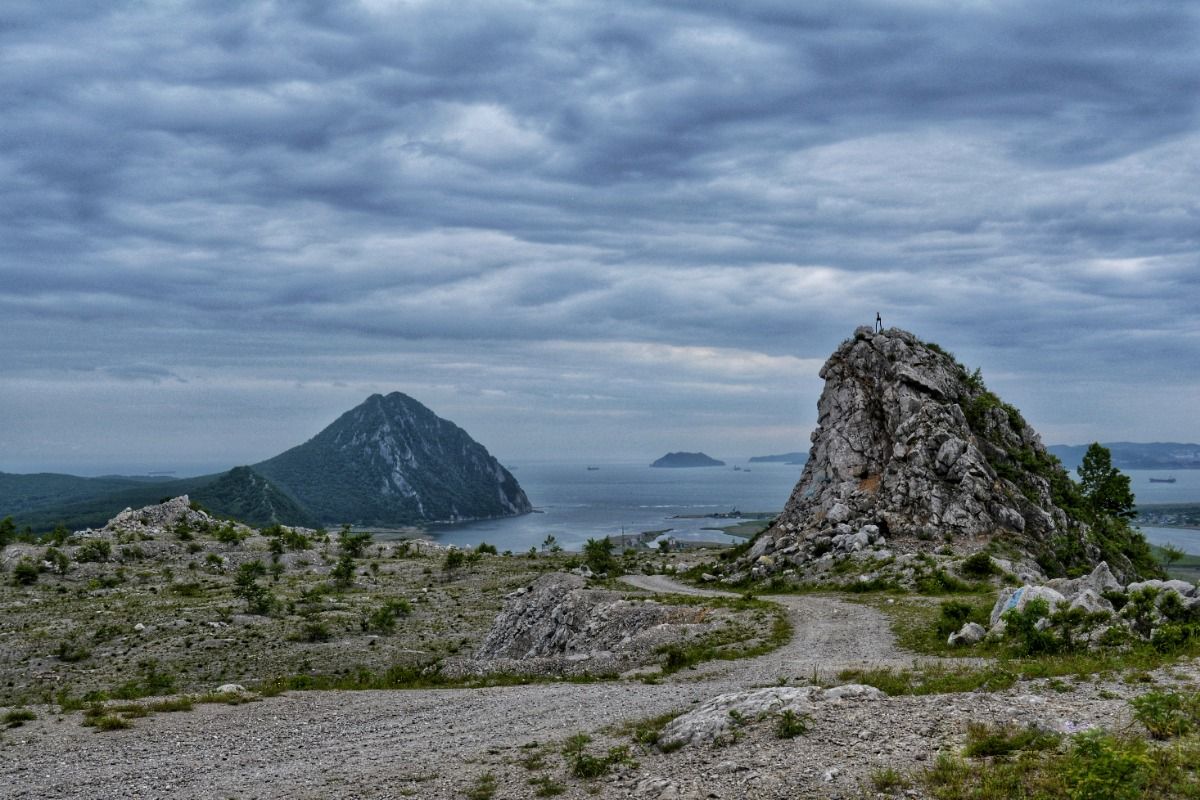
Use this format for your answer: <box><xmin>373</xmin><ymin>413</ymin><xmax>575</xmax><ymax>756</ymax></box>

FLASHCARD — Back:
<box><xmin>2</xmin><ymin>1</ymin><xmax>1198</xmax><ymax>475</ymax></box>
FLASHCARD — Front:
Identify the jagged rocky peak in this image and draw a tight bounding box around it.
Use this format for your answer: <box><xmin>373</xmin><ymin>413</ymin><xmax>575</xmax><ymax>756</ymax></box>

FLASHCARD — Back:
<box><xmin>752</xmin><ymin>326</ymin><xmax>1102</xmax><ymax>577</ymax></box>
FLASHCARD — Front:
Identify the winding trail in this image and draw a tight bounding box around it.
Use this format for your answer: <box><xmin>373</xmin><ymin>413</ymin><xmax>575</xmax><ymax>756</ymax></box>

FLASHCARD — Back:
<box><xmin>3</xmin><ymin>577</ymin><xmax>950</xmax><ymax>800</ymax></box>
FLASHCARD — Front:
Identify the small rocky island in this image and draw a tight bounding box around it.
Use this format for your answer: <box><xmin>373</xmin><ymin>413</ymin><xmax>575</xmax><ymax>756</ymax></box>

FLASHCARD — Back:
<box><xmin>650</xmin><ymin>451</ymin><xmax>725</xmax><ymax>468</ymax></box>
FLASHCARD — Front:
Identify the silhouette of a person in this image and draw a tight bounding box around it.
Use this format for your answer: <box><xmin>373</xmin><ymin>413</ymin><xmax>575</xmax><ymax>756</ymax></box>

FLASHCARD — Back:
<box><xmin>875</xmin><ymin>312</ymin><xmax>883</xmax><ymax>333</ymax></box>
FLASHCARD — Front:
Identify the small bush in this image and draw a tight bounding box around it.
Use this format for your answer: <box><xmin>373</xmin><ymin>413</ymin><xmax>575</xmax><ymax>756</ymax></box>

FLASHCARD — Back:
<box><xmin>91</xmin><ymin>714</ymin><xmax>132</xmax><ymax>731</ymax></box>
<box><xmin>330</xmin><ymin>553</ymin><xmax>356</xmax><ymax>589</ymax></box>
<box><xmin>233</xmin><ymin>560</ymin><xmax>275</xmax><ymax>615</ymax></box>
<box><xmin>960</xmin><ymin>552</ymin><xmax>998</xmax><ymax>578</ymax></box>
<box><xmin>76</xmin><ymin>540</ymin><xmax>112</xmax><ymax>562</ymax></box>
<box><xmin>1003</xmin><ymin>598</ymin><xmax>1060</xmax><ymax>656</ymax></box>
<box><xmin>442</xmin><ymin>549</ymin><xmax>466</xmax><ymax>573</ymax></box>
<box><xmin>870</xmin><ymin>767</ymin><xmax>910</xmax><ymax>793</ymax></box>
<box><xmin>562</xmin><ymin>733</ymin><xmax>633</xmax><ymax>779</ymax></box>
<box><xmin>11</xmin><ymin>558</ymin><xmax>39</xmax><ymax>585</ymax></box>
<box><xmin>338</xmin><ymin>527</ymin><xmax>372</xmax><ymax>557</ymax></box>
<box><xmin>1130</xmin><ymin>690</ymin><xmax>1200</xmax><ymax>739</ymax></box>
<box><xmin>213</xmin><ymin>524</ymin><xmax>247</xmax><ymax>545</ymax></box>
<box><xmin>476</xmin><ymin>541</ymin><xmax>498</xmax><ymax>555</ymax></box>
<box><xmin>290</xmin><ymin>621</ymin><xmax>332</xmax><ymax>643</ymax></box>
<box><xmin>361</xmin><ymin>599</ymin><xmax>411</xmax><ymax>634</ymax></box>
<box><xmin>54</xmin><ymin>638</ymin><xmax>92</xmax><ymax>663</ymax></box>
<box><xmin>43</xmin><ymin>546</ymin><xmax>70</xmax><ymax>574</ymax></box>
<box><xmin>774</xmin><ymin>708</ymin><xmax>810</xmax><ymax>739</ymax></box>
<box><xmin>1062</xmin><ymin>731</ymin><xmax>1152</xmax><ymax>800</ymax></box>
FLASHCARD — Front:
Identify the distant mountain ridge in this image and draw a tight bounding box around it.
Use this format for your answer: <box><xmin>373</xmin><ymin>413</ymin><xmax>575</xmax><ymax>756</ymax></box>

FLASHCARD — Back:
<box><xmin>1049</xmin><ymin>442</ymin><xmax>1200</xmax><ymax>471</ymax></box>
<box><xmin>1</xmin><ymin>393</ymin><xmax>529</xmax><ymax>530</ymax></box>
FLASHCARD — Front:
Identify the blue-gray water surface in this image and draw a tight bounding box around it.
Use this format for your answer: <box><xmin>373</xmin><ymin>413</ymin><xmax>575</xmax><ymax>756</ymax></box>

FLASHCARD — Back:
<box><xmin>416</xmin><ymin>463</ymin><xmax>1200</xmax><ymax>554</ymax></box>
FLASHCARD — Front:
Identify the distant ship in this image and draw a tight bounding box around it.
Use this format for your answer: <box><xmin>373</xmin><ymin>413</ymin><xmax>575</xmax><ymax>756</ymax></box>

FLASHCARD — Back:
<box><xmin>1149</xmin><ymin>477</ymin><xmax>1177</xmax><ymax>483</ymax></box>
<box><xmin>586</xmin><ymin>466</ymin><xmax>600</xmax><ymax>471</ymax></box>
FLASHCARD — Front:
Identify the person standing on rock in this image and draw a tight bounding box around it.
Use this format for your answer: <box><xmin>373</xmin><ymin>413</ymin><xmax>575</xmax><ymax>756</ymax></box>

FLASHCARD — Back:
<box><xmin>875</xmin><ymin>312</ymin><xmax>882</xmax><ymax>333</ymax></box>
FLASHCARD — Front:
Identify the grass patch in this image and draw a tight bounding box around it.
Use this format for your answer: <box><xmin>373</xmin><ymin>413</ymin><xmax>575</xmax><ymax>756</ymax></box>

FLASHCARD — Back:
<box><xmin>840</xmin><ymin>639</ymin><xmax>1200</xmax><ymax>697</ymax></box>
<box><xmin>923</xmin><ymin>730</ymin><xmax>1200</xmax><ymax>800</ymax></box>
<box><xmin>870</xmin><ymin>766</ymin><xmax>911</xmax><ymax>793</ymax></box>
<box><xmin>774</xmin><ymin>708</ymin><xmax>810</xmax><ymax>739</ymax></box>
<box><xmin>464</xmin><ymin>773</ymin><xmax>496</xmax><ymax>800</ymax></box>
<box><xmin>962</xmin><ymin>721</ymin><xmax>1060</xmax><ymax>758</ymax></box>
<box><xmin>529</xmin><ymin>775</ymin><xmax>566</xmax><ymax>796</ymax></box>
<box><xmin>2</xmin><ymin>708</ymin><xmax>36</xmax><ymax>728</ymax></box>
<box><xmin>561</xmin><ymin>733</ymin><xmax>635</xmax><ymax>779</ymax></box>
<box><xmin>609</xmin><ymin>709</ymin><xmax>685</xmax><ymax>747</ymax></box>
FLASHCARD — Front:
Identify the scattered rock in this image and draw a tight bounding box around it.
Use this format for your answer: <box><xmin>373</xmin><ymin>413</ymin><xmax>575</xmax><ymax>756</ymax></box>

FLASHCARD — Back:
<box><xmin>948</xmin><ymin>622</ymin><xmax>986</xmax><ymax>647</ymax></box>
<box><xmin>657</xmin><ymin>684</ymin><xmax>884</xmax><ymax>750</ymax></box>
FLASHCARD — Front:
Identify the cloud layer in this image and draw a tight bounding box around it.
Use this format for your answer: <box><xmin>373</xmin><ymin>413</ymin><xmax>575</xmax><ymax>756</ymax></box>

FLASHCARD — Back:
<box><xmin>1</xmin><ymin>1</ymin><xmax>1198</xmax><ymax>473</ymax></box>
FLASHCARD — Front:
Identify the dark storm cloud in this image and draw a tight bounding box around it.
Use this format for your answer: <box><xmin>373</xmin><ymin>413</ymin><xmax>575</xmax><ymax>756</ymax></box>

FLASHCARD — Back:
<box><xmin>0</xmin><ymin>0</ymin><xmax>1198</xmax><ymax>469</ymax></box>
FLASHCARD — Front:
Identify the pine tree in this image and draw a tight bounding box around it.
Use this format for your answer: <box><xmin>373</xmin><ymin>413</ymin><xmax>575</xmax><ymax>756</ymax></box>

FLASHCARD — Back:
<box><xmin>1078</xmin><ymin>443</ymin><xmax>1136</xmax><ymax>520</ymax></box>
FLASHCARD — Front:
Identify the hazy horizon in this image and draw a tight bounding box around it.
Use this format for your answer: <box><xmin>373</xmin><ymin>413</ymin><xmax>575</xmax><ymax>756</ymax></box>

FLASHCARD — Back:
<box><xmin>2</xmin><ymin>3</ymin><xmax>1197</xmax><ymax>475</ymax></box>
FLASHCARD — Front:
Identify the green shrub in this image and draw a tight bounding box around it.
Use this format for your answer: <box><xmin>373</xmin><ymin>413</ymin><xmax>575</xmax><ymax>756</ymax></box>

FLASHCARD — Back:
<box><xmin>338</xmin><ymin>527</ymin><xmax>372</xmax><ymax>557</ymax></box>
<box><xmin>43</xmin><ymin>546</ymin><xmax>70</xmax><ymax>574</ymax></box>
<box><xmin>476</xmin><ymin>541</ymin><xmax>498</xmax><ymax>555</ymax></box>
<box><xmin>1062</xmin><ymin>731</ymin><xmax>1152</xmax><ymax>800</ymax></box>
<box><xmin>583</xmin><ymin>536</ymin><xmax>619</xmax><ymax>576</ymax></box>
<box><xmin>914</xmin><ymin>568</ymin><xmax>972</xmax><ymax>594</ymax></box>
<box><xmin>936</xmin><ymin>599</ymin><xmax>985</xmax><ymax>638</ymax></box>
<box><xmin>774</xmin><ymin>709</ymin><xmax>810</xmax><ymax>739</ymax></box>
<box><xmin>1002</xmin><ymin>598</ymin><xmax>1060</xmax><ymax>656</ymax></box>
<box><xmin>54</xmin><ymin>638</ymin><xmax>92</xmax><ymax>663</ymax></box>
<box><xmin>234</xmin><ymin>560</ymin><xmax>275</xmax><ymax>614</ymax></box>
<box><xmin>330</xmin><ymin>553</ymin><xmax>356</xmax><ymax>589</ymax></box>
<box><xmin>1130</xmin><ymin>690</ymin><xmax>1200</xmax><ymax>739</ymax></box>
<box><xmin>290</xmin><ymin>621</ymin><xmax>332</xmax><ymax>643</ymax></box>
<box><xmin>11</xmin><ymin>558</ymin><xmax>39</xmax><ymax>585</ymax></box>
<box><xmin>213</xmin><ymin>523</ymin><xmax>247</xmax><ymax>545</ymax></box>
<box><xmin>562</xmin><ymin>733</ymin><xmax>632</xmax><ymax>779</ymax></box>
<box><xmin>960</xmin><ymin>552</ymin><xmax>998</xmax><ymax>578</ymax></box>
<box><xmin>442</xmin><ymin>549</ymin><xmax>465</xmax><ymax>573</ymax></box>
<box><xmin>361</xmin><ymin>599</ymin><xmax>411</xmax><ymax>634</ymax></box>
<box><xmin>76</xmin><ymin>540</ymin><xmax>112</xmax><ymax>562</ymax></box>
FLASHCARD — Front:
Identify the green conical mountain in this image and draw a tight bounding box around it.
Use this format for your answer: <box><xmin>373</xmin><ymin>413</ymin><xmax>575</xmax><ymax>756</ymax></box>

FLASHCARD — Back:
<box><xmin>254</xmin><ymin>392</ymin><xmax>531</xmax><ymax>526</ymax></box>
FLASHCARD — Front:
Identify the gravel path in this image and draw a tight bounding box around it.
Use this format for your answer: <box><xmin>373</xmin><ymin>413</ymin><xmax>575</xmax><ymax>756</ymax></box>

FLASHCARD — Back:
<box><xmin>0</xmin><ymin>577</ymin><xmax>1112</xmax><ymax>800</ymax></box>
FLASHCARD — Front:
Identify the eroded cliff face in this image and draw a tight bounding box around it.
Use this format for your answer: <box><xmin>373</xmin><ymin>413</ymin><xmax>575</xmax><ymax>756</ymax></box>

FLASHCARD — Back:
<box><xmin>747</xmin><ymin>326</ymin><xmax>1107</xmax><ymax>579</ymax></box>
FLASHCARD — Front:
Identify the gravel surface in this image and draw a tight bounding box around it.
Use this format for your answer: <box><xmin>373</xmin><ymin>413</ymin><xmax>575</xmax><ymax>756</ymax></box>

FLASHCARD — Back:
<box><xmin>1</xmin><ymin>576</ymin><xmax>1188</xmax><ymax>799</ymax></box>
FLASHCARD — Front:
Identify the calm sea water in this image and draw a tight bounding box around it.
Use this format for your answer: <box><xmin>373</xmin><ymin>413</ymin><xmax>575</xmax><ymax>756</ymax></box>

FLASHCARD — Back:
<box><xmin>414</xmin><ymin>463</ymin><xmax>1200</xmax><ymax>554</ymax></box>
<box><xmin>424</xmin><ymin>460</ymin><xmax>804</xmax><ymax>552</ymax></box>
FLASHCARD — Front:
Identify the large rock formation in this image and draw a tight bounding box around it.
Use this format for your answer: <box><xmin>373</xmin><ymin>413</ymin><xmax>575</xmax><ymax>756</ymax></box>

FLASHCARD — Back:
<box><xmin>255</xmin><ymin>392</ymin><xmax>531</xmax><ymax>526</ymax></box>
<box><xmin>746</xmin><ymin>327</ymin><xmax>1153</xmax><ymax>581</ymax></box>
<box><xmin>464</xmin><ymin>573</ymin><xmax>747</xmax><ymax>677</ymax></box>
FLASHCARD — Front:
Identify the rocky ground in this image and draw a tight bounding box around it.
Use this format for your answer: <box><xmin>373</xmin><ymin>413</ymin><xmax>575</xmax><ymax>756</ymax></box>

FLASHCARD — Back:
<box><xmin>0</xmin><ymin>497</ymin><xmax>773</xmax><ymax>704</ymax></box>
<box><xmin>4</xmin><ymin>569</ymin><xmax>1193</xmax><ymax>799</ymax></box>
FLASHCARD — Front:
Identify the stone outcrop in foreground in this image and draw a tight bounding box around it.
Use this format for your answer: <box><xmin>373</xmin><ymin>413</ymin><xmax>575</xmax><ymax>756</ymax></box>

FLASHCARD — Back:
<box><xmin>465</xmin><ymin>573</ymin><xmax>744</xmax><ymax>677</ymax></box>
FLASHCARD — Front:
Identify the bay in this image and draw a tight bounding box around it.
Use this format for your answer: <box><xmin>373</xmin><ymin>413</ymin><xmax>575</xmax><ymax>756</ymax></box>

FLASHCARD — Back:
<box><xmin>414</xmin><ymin>464</ymin><xmax>1200</xmax><ymax>555</ymax></box>
<box><xmin>424</xmin><ymin>460</ymin><xmax>804</xmax><ymax>553</ymax></box>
